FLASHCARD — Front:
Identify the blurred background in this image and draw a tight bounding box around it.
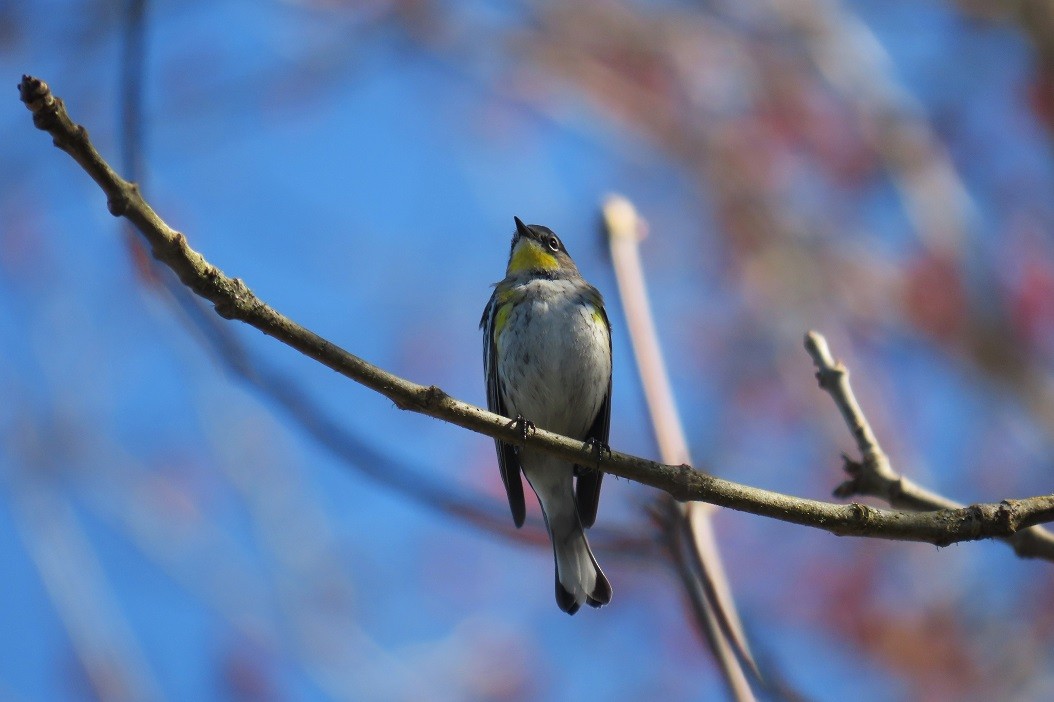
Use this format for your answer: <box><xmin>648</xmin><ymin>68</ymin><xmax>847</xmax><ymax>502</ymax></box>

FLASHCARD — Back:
<box><xmin>3</xmin><ymin>0</ymin><xmax>1054</xmax><ymax>700</ymax></box>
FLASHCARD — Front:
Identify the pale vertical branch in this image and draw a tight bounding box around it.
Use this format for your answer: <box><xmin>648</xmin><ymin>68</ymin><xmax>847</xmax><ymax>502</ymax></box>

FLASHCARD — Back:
<box><xmin>603</xmin><ymin>195</ymin><xmax>760</xmax><ymax>700</ymax></box>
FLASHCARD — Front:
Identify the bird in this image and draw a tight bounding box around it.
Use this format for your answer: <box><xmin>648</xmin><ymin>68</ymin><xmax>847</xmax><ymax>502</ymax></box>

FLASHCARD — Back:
<box><xmin>481</xmin><ymin>216</ymin><xmax>613</xmax><ymax>614</ymax></box>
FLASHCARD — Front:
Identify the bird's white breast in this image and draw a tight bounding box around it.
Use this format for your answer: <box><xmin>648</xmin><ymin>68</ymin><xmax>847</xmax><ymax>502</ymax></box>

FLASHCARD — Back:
<box><xmin>496</xmin><ymin>278</ymin><xmax>610</xmax><ymax>439</ymax></box>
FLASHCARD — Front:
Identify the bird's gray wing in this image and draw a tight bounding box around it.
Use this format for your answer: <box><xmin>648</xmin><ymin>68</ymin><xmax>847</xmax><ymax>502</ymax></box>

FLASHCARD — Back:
<box><xmin>575</xmin><ymin>296</ymin><xmax>611</xmax><ymax>528</ymax></box>
<box><xmin>482</xmin><ymin>294</ymin><xmax>526</xmax><ymax>527</ymax></box>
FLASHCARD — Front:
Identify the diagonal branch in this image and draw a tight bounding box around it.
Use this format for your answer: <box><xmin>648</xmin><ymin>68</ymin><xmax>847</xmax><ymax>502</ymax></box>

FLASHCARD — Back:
<box><xmin>18</xmin><ymin>74</ymin><xmax>1054</xmax><ymax>556</ymax></box>
<box><xmin>805</xmin><ymin>331</ymin><xmax>1054</xmax><ymax>560</ymax></box>
<box><xmin>105</xmin><ymin>6</ymin><xmax>631</xmax><ymax>553</ymax></box>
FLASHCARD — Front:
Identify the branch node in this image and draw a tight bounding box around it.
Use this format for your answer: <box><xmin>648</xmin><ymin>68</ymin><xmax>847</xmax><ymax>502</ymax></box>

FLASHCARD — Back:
<box><xmin>393</xmin><ymin>385</ymin><xmax>449</xmax><ymax>413</ymax></box>
<box><xmin>107</xmin><ymin>185</ymin><xmax>134</xmax><ymax>217</ymax></box>
<box><xmin>421</xmin><ymin>385</ymin><xmax>449</xmax><ymax>410</ymax></box>
<box><xmin>213</xmin><ymin>301</ymin><xmax>238</xmax><ymax>320</ymax></box>
<box><xmin>814</xmin><ymin>366</ymin><xmax>840</xmax><ymax>391</ymax></box>
<box><xmin>666</xmin><ymin>463</ymin><xmax>699</xmax><ymax>502</ymax></box>
<box><xmin>847</xmin><ymin>502</ymin><xmax>876</xmax><ymax>531</ymax></box>
<box><xmin>888</xmin><ymin>477</ymin><xmax>906</xmax><ymax>501</ymax></box>
<box><xmin>998</xmin><ymin>499</ymin><xmax>1018</xmax><ymax>533</ymax></box>
<box><xmin>230</xmin><ymin>276</ymin><xmax>249</xmax><ymax>297</ymax></box>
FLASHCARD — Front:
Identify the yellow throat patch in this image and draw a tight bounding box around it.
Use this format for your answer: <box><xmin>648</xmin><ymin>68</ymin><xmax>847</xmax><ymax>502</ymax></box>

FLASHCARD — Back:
<box><xmin>507</xmin><ymin>239</ymin><xmax>560</xmax><ymax>274</ymax></box>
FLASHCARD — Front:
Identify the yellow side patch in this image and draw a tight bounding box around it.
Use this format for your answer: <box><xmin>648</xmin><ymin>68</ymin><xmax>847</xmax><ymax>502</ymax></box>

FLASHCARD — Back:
<box><xmin>493</xmin><ymin>302</ymin><xmax>513</xmax><ymax>341</ymax></box>
<box><xmin>507</xmin><ymin>239</ymin><xmax>559</xmax><ymax>274</ymax></box>
<box><xmin>496</xmin><ymin>288</ymin><xmax>518</xmax><ymax>305</ymax></box>
<box><xmin>591</xmin><ymin>308</ymin><xmax>605</xmax><ymax>326</ymax></box>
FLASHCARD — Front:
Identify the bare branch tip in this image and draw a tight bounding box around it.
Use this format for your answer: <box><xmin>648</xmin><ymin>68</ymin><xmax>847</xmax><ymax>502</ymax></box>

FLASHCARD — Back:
<box><xmin>19</xmin><ymin>75</ymin><xmax>56</xmax><ymax>117</ymax></box>
<box><xmin>601</xmin><ymin>193</ymin><xmax>645</xmax><ymax>243</ymax></box>
<box><xmin>804</xmin><ymin>330</ymin><xmax>835</xmax><ymax>365</ymax></box>
<box><xmin>18</xmin><ymin>74</ymin><xmax>45</xmax><ymax>100</ymax></box>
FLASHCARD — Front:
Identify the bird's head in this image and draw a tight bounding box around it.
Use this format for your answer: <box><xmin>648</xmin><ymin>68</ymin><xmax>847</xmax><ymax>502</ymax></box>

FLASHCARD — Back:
<box><xmin>505</xmin><ymin>217</ymin><xmax>579</xmax><ymax>277</ymax></box>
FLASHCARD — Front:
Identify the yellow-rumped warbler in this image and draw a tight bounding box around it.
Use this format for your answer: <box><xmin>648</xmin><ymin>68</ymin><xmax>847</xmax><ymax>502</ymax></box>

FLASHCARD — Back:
<box><xmin>481</xmin><ymin>217</ymin><xmax>612</xmax><ymax>614</ymax></box>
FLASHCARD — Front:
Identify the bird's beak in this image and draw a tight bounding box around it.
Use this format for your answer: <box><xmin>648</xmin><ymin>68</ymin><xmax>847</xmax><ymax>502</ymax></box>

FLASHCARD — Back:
<box><xmin>514</xmin><ymin>216</ymin><xmax>532</xmax><ymax>239</ymax></box>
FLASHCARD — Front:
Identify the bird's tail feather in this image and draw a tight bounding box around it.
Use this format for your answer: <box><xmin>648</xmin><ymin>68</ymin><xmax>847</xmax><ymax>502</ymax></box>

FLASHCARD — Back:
<box><xmin>525</xmin><ymin>455</ymin><xmax>611</xmax><ymax>614</ymax></box>
<box><xmin>551</xmin><ymin>506</ymin><xmax>611</xmax><ymax>615</ymax></box>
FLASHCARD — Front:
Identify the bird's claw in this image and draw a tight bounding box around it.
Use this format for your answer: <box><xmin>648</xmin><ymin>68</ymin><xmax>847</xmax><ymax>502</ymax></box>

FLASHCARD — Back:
<box><xmin>583</xmin><ymin>437</ymin><xmax>611</xmax><ymax>464</ymax></box>
<box><xmin>507</xmin><ymin>414</ymin><xmax>536</xmax><ymax>443</ymax></box>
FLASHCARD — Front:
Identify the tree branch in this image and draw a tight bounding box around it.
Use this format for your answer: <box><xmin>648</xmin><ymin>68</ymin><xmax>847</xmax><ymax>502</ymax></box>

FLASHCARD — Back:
<box><xmin>19</xmin><ymin>74</ymin><xmax>1054</xmax><ymax>556</ymax></box>
<box><xmin>805</xmin><ymin>331</ymin><xmax>1054</xmax><ymax>559</ymax></box>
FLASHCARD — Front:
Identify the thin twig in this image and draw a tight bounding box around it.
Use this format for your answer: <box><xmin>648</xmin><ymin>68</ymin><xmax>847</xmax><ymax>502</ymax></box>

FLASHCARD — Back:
<box><xmin>805</xmin><ymin>331</ymin><xmax>1054</xmax><ymax>559</ymax></box>
<box><xmin>18</xmin><ymin>74</ymin><xmax>1054</xmax><ymax>555</ymax></box>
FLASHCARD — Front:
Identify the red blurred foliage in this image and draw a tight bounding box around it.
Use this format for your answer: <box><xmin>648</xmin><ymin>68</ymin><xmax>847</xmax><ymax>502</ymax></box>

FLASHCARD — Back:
<box><xmin>1007</xmin><ymin>242</ymin><xmax>1054</xmax><ymax>351</ymax></box>
<box><xmin>819</xmin><ymin>550</ymin><xmax>983</xmax><ymax>701</ymax></box>
<box><xmin>902</xmin><ymin>253</ymin><xmax>968</xmax><ymax>343</ymax></box>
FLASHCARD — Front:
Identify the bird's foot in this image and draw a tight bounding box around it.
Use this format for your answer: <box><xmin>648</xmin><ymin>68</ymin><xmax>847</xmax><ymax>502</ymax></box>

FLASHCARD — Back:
<box><xmin>507</xmin><ymin>414</ymin><xmax>536</xmax><ymax>443</ymax></box>
<box><xmin>583</xmin><ymin>437</ymin><xmax>611</xmax><ymax>465</ymax></box>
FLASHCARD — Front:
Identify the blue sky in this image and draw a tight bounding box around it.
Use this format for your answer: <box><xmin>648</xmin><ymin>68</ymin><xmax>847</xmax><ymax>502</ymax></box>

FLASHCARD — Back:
<box><xmin>3</xmin><ymin>1</ymin><xmax>1054</xmax><ymax>700</ymax></box>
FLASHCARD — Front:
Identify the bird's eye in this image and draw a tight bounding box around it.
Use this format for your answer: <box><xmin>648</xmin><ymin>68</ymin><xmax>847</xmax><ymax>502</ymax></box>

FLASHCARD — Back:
<box><xmin>547</xmin><ymin>236</ymin><xmax>560</xmax><ymax>252</ymax></box>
